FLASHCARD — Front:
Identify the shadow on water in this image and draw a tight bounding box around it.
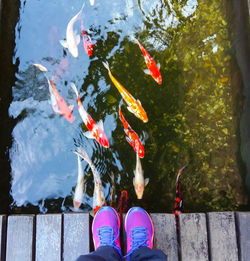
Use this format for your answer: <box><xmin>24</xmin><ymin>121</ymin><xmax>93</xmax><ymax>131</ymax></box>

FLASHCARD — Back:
<box><xmin>0</xmin><ymin>0</ymin><xmax>250</xmax><ymax>214</ymax></box>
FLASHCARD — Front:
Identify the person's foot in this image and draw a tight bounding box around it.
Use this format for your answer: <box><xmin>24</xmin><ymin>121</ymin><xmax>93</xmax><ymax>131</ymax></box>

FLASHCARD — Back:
<box><xmin>125</xmin><ymin>207</ymin><xmax>154</xmax><ymax>257</ymax></box>
<box><xmin>92</xmin><ymin>206</ymin><xmax>122</xmax><ymax>255</ymax></box>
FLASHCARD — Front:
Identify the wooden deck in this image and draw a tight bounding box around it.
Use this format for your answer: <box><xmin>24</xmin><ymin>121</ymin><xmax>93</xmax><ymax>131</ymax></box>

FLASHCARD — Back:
<box><xmin>0</xmin><ymin>212</ymin><xmax>249</xmax><ymax>261</ymax></box>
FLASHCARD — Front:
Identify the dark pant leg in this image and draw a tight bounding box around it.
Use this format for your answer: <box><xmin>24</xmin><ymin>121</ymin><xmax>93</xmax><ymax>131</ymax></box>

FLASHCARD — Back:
<box><xmin>129</xmin><ymin>246</ymin><xmax>167</xmax><ymax>261</ymax></box>
<box><xmin>76</xmin><ymin>246</ymin><xmax>122</xmax><ymax>261</ymax></box>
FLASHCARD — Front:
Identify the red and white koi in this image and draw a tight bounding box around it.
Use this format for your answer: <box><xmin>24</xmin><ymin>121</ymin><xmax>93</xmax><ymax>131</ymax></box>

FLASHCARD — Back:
<box><xmin>33</xmin><ymin>64</ymin><xmax>74</xmax><ymax>123</ymax></box>
<box><xmin>103</xmin><ymin>61</ymin><xmax>148</xmax><ymax>123</ymax></box>
<box><xmin>81</xmin><ymin>20</ymin><xmax>95</xmax><ymax>56</ymax></box>
<box><xmin>60</xmin><ymin>2</ymin><xmax>85</xmax><ymax>58</ymax></box>
<box><xmin>71</xmin><ymin>83</ymin><xmax>109</xmax><ymax>148</ymax></box>
<box><xmin>74</xmin><ymin>147</ymin><xmax>106</xmax><ymax>214</ymax></box>
<box><xmin>119</xmin><ymin>107</ymin><xmax>144</xmax><ymax>158</ymax></box>
<box><xmin>73</xmin><ymin>152</ymin><xmax>85</xmax><ymax>210</ymax></box>
<box><xmin>134</xmin><ymin>38</ymin><xmax>162</xmax><ymax>85</ymax></box>
<box><xmin>133</xmin><ymin>153</ymin><xmax>149</xmax><ymax>199</ymax></box>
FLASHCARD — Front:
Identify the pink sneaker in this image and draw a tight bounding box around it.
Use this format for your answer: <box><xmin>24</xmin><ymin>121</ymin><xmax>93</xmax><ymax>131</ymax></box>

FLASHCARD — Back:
<box><xmin>92</xmin><ymin>206</ymin><xmax>122</xmax><ymax>256</ymax></box>
<box><xmin>125</xmin><ymin>207</ymin><xmax>154</xmax><ymax>257</ymax></box>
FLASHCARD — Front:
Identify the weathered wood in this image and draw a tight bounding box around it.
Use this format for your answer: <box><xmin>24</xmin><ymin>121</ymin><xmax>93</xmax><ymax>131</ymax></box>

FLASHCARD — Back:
<box><xmin>6</xmin><ymin>215</ymin><xmax>34</xmax><ymax>261</ymax></box>
<box><xmin>0</xmin><ymin>215</ymin><xmax>7</xmax><ymax>261</ymax></box>
<box><xmin>36</xmin><ymin>214</ymin><xmax>62</xmax><ymax>261</ymax></box>
<box><xmin>63</xmin><ymin>213</ymin><xmax>90</xmax><ymax>260</ymax></box>
<box><xmin>151</xmin><ymin>214</ymin><xmax>178</xmax><ymax>261</ymax></box>
<box><xmin>207</xmin><ymin>212</ymin><xmax>238</xmax><ymax>261</ymax></box>
<box><xmin>236</xmin><ymin>212</ymin><xmax>250</xmax><ymax>261</ymax></box>
<box><xmin>179</xmin><ymin>213</ymin><xmax>209</xmax><ymax>261</ymax></box>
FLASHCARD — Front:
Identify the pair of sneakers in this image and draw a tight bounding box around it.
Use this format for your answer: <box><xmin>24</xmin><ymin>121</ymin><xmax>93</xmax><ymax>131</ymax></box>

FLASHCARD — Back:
<box><xmin>92</xmin><ymin>206</ymin><xmax>154</xmax><ymax>258</ymax></box>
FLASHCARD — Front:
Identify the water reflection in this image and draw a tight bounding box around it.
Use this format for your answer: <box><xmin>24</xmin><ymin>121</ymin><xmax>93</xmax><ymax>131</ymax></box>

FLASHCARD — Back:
<box><xmin>8</xmin><ymin>0</ymin><xmax>249</xmax><ymax>213</ymax></box>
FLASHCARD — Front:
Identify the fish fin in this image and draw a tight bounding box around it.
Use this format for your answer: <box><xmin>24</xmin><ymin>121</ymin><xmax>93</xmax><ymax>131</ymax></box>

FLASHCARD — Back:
<box><xmin>127</xmin><ymin>106</ymin><xmax>133</xmax><ymax>113</ymax></box>
<box><xmin>53</xmin><ymin>104</ymin><xmax>62</xmax><ymax>114</ymax></box>
<box><xmin>145</xmin><ymin>178</ymin><xmax>149</xmax><ymax>186</ymax></box>
<box><xmin>157</xmin><ymin>62</ymin><xmax>161</xmax><ymax>69</ymax></box>
<box><xmin>75</xmin><ymin>33</ymin><xmax>81</xmax><ymax>45</ymax></box>
<box><xmin>60</xmin><ymin>40</ymin><xmax>68</xmax><ymax>49</ymax></box>
<box><xmin>69</xmin><ymin>105</ymin><xmax>74</xmax><ymax>112</ymax></box>
<box><xmin>97</xmin><ymin>120</ymin><xmax>104</xmax><ymax>130</ymax></box>
<box><xmin>126</xmin><ymin>136</ymin><xmax>133</xmax><ymax>146</ymax></box>
<box><xmin>84</xmin><ymin>131</ymin><xmax>94</xmax><ymax>139</ymax></box>
<box><xmin>137</xmin><ymin>99</ymin><xmax>141</xmax><ymax>105</ymax></box>
<box><xmin>143</xmin><ymin>68</ymin><xmax>150</xmax><ymax>75</ymax></box>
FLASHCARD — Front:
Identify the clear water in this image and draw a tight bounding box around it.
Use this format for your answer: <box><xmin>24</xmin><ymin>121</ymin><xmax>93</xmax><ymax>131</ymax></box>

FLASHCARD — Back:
<box><xmin>4</xmin><ymin>0</ymin><xmax>250</xmax><ymax>213</ymax></box>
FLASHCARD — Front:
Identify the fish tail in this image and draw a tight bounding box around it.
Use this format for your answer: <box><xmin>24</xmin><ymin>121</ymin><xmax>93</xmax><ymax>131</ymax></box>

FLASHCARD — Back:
<box><xmin>70</xmin><ymin>82</ymin><xmax>79</xmax><ymax>96</ymax></box>
<box><xmin>79</xmin><ymin>1</ymin><xmax>85</xmax><ymax>13</ymax></box>
<box><xmin>33</xmin><ymin>63</ymin><xmax>48</xmax><ymax>72</ymax></box>
<box><xmin>102</xmin><ymin>61</ymin><xmax>111</xmax><ymax>73</ymax></box>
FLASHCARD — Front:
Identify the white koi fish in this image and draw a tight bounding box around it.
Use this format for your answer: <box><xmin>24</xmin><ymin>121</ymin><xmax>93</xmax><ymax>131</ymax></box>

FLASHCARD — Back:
<box><xmin>74</xmin><ymin>147</ymin><xmax>106</xmax><ymax>214</ymax></box>
<box><xmin>60</xmin><ymin>2</ymin><xmax>85</xmax><ymax>58</ymax></box>
<box><xmin>133</xmin><ymin>153</ymin><xmax>149</xmax><ymax>199</ymax></box>
<box><xmin>73</xmin><ymin>153</ymin><xmax>85</xmax><ymax>210</ymax></box>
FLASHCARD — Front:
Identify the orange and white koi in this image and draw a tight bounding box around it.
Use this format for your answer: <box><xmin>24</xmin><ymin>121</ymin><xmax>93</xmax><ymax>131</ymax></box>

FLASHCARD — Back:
<box><xmin>103</xmin><ymin>61</ymin><xmax>148</xmax><ymax>123</ymax></box>
<box><xmin>81</xmin><ymin>20</ymin><xmax>95</xmax><ymax>56</ymax></box>
<box><xmin>133</xmin><ymin>153</ymin><xmax>149</xmax><ymax>199</ymax></box>
<box><xmin>134</xmin><ymin>38</ymin><xmax>162</xmax><ymax>85</ymax></box>
<box><xmin>73</xmin><ymin>152</ymin><xmax>85</xmax><ymax>210</ymax></box>
<box><xmin>33</xmin><ymin>64</ymin><xmax>74</xmax><ymax>123</ymax></box>
<box><xmin>60</xmin><ymin>2</ymin><xmax>85</xmax><ymax>58</ymax></box>
<box><xmin>119</xmin><ymin>107</ymin><xmax>144</xmax><ymax>158</ymax></box>
<box><xmin>71</xmin><ymin>83</ymin><xmax>109</xmax><ymax>148</ymax></box>
<box><xmin>74</xmin><ymin>147</ymin><xmax>106</xmax><ymax>214</ymax></box>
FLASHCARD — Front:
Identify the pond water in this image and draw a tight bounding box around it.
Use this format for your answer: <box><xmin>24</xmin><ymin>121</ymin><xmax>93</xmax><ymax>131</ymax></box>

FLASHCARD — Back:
<box><xmin>2</xmin><ymin>0</ymin><xmax>250</xmax><ymax>214</ymax></box>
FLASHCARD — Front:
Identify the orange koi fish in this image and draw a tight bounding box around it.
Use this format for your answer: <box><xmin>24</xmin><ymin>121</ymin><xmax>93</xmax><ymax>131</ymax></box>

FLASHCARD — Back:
<box><xmin>173</xmin><ymin>165</ymin><xmax>187</xmax><ymax>230</ymax></box>
<box><xmin>119</xmin><ymin>107</ymin><xmax>144</xmax><ymax>158</ymax></box>
<box><xmin>103</xmin><ymin>61</ymin><xmax>148</xmax><ymax>123</ymax></box>
<box><xmin>134</xmin><ymin>38</ymin><xmax>162</xmax><ymax>85</ymax></box>
<box><xmin>33</xmin><ymin>64</ymin><xmax>74</xmax><ymax>123</ymax></box>
<box><xmin>71</xmin><ymin>83</ymin><xmax>109</xmax><ymax>148</ymax></box>
<box><xmin>117</xmin><ymin>190</ymin><xmax>129</xmax><ymax>226</ymax></box>
<box><xmin>81</xmin><ymin>20</ymin><xmax>95</xmax><ymax>56</ymax></box>
<box><xmin>49</xmin><ymin>80</ymin><xmax>74</xmax><ymax>123</ymax></box>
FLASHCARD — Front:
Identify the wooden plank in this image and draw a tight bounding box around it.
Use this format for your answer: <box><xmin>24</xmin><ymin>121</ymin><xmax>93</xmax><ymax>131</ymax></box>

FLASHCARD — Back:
<box><xmin>151</xmin><ymin>214</ymin><xmax>178</xmax><ymax>261</ymax></box>
<box><xmin>6</xmin><ymin>215</ymin><xmax>34</xmax><ymax>261</ymax></box>
<box><xmin>0</xmin><ymin>215</ymin><xmax>7</xmax><ymax>261</ymax></box>
<box><xmin>207</xmin><ymin>212</ymin><xmax>238</xmax><ymax>261</ymax></box>
<box><xmin>236</xmin><ymin>212</ymin><xmax>250</xmax><ymax>261</ymax></box>
<box><xmin>179</xmin><ymin>213</ymin><xmax>209</xmax><ymax>261</ymax></box>
<box><xmin>63</xmin><ymin>213</ymin><xmax>90</xmax><ymax>260</ymax></box>
<box><xmin>36</xmin><ymin>214</ymin><xmax>62</xmax><ymax>261</ymax></box>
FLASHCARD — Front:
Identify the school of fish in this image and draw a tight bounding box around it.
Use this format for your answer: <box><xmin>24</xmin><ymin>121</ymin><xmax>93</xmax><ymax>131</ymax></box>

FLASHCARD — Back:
<box><xmin>33</xmin><ymin>1</ymin><xmax>185</xmax><ymax>216</ymax></box>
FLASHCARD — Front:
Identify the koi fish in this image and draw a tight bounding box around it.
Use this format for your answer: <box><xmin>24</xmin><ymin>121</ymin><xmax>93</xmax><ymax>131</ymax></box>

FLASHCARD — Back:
<box><xmin>133</xmin><ymin>153</ymin><xmax>149</xmax><ymax>199</ymax></box>
<box><xmin>173</xmin><ymin>165</ymin><xmax>187</xmax><ymax>230</ymax></box>
<box><xmin>71</xmin><ymin>83</ymin><xmax>109</xmax><ymax>148</ymax></box>
<box><xmin>81</xmin><ymin>20</ymin><xmax>95</xmax><ymax>56</ymax></box>
<box><xmin>73</xmin><ymin>152</ymin><xmax>85</xmax><ymax>210</ymax></box>
<box><xmin>117</xmin><ymin>190</ymin><xmax>129</xmax><ymax>225</ymax></box>
<box><xmin>60</xmin><ymin>2</ymin><xmax>85</xmax><ymax>58</ymax></box>
<box><xmin>33</xmin><ymin>64</ymin><xmax>74</xmax><ymax>123</ymax></box>
<box><xmin>74</xmin><ymin>147</ymin><xmax>106</xmax><ymax>214</ymax></box>
<box><xmin>134</xmin><ymin>38</ymin><xmax>162</xmax><ymax>85</ymax></box>
<box><xmin>103</xmin><ymin>61</ymin><xmax>148</xmax><ymax>123</ymax></box>
<box><xmin>119</xmin><ymin>107</ymin><xmax>144</xmax><ymax>158</ymax></box>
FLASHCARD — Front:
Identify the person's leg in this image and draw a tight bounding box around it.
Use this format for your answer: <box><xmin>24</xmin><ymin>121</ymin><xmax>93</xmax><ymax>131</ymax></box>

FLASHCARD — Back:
<box><xmin>124</xmin><ymin>207</ymin><xmax>167</xmax><ymax>261</ymax></box>
<box><xmin>76</xmin><ymin>206</ymin><xmax>123</xmax><ymax>261</ymax></box>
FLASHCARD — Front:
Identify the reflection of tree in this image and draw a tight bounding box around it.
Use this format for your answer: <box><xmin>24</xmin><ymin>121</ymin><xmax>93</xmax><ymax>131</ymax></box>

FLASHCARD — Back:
<box><xmin>80</xmin><ymin>0</ymin><xmax>247</xmax><ymax>212</ymax></box>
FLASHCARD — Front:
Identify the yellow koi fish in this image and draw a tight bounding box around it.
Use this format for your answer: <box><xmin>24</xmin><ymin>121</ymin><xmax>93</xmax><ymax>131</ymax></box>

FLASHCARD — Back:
<box><xmin>103</xmin><ymin>61</ymin><xmax>148</xmax><ymax>123</ymax></box>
